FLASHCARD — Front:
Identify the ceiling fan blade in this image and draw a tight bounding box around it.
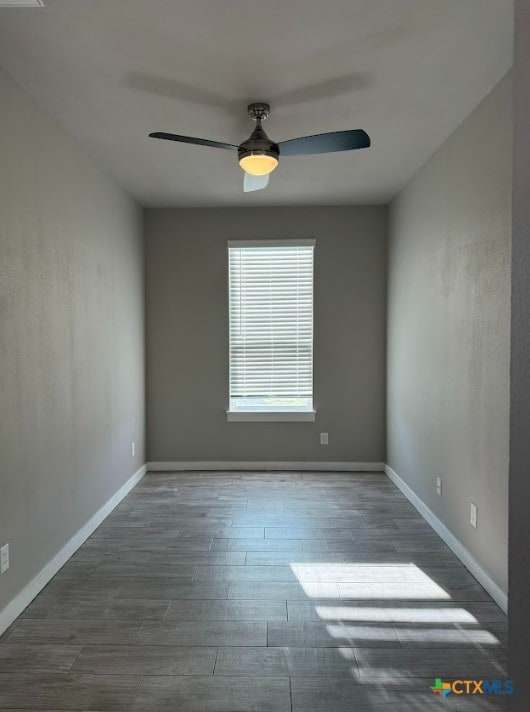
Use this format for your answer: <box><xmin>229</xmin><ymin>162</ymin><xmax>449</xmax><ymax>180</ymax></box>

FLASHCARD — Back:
<box><xmin>278</xmin><ymin>129</ymin><xmax>370</xmax><ymax>156</ymax></box>
<box><xmin>243</xmin><ymin>172</ymin><xmax>270</xmax><ymax>193</ymax></box>
<box><xmin>149</xmin><ymin>132</ymin><xmax>238</xmax><ymax>151</ymax></box>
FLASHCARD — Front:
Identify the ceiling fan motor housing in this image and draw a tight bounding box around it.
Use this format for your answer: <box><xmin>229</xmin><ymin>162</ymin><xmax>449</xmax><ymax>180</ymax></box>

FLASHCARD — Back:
<box><xmin>238</xmin><ymin>122</ymin><xmax>280</xmax><ymax>162</ymax></box>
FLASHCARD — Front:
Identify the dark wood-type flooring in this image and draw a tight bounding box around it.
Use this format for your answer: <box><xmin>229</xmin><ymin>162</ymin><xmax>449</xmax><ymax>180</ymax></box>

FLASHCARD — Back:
<box><xmin>0</xmin><ymin>471</ymin><xmax>507</xmax><ymax>711</ymax></box>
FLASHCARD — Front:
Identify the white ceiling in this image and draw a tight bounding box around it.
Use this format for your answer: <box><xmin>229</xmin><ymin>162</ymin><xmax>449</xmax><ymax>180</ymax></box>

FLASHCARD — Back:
<box><xmin>0</xmin><ymin>0</ymin><xmax>513</xmax><ymax>206</ymax></box>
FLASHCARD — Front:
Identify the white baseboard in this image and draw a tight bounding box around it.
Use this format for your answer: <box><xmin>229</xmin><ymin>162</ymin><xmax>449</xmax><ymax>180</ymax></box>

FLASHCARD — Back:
<box><xmin>0</xmin><ymin>464</ymin><xmax>146</xmax><ymax>637</ymax></box>
<box><xmin>147</xmin><ymin>461</ymin><xmax>385</xmax><ymax>472</ymax></box>
<box><xmin>385</xmin><ymin>464</ymin><xmax>508</xmax><ymax>613</ymax></box>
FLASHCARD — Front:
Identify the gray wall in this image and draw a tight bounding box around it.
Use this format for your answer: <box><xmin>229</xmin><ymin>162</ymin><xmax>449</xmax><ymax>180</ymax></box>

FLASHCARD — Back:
<box><xmin>509</xmin><ymin>0</ymin><xmax>530</xmax><ymax>703</ymax></box>
<box><xmin>387</xmin><ymin>74</ymin><xmax>512</xmax><ymax>593</ymax></box>
<box><xmin>145</xmin><ymin>207</ymin><xmax>387</xmax><ymax>464</ymax></box>
<box><xmin>0</xmin><ymin>69</ymin><xmax>145</xmax><ymax>615</ymax></box>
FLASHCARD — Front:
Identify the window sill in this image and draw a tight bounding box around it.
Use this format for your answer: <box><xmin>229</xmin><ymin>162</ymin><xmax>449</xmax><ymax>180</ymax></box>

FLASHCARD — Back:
<box><xmin>226</xmin><ymin>410</ymin><xmax>316</xmax><ymax>422</ymax></box>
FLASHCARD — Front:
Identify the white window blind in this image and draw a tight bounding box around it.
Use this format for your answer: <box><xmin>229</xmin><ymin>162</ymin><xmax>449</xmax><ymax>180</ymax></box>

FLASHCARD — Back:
<box><xmin>228</xmin><ymin>240</ymin><xmax>314</xmax><ymax>412</ymax></box>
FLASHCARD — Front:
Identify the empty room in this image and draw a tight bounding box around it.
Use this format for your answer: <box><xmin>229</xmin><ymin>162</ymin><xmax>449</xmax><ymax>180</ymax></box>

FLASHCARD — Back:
<box><xmin>1</xmin><ymin>1</ymin><xmax>530</xmax><ymax>710</ymax></box>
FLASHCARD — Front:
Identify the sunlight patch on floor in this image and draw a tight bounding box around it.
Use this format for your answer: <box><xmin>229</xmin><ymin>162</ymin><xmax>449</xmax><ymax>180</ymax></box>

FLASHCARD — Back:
<box><xmin>290</xmin><ymin>562</ymin><xmax>452</xmax><ymax>599</ymax></box>
<box><xmin>313</xmin><ymin>605</ymin><xmax>479</xmax><ymax>624</ymax></box>
<box><xmin>396</xmin><ymin>628</ymin><xmax>501</xmax><ymax>645</ymax></box>
<box><xmin>325</xmin><ymin>623</ymin><xmax>401</xmax><ymax>642</ymax></box>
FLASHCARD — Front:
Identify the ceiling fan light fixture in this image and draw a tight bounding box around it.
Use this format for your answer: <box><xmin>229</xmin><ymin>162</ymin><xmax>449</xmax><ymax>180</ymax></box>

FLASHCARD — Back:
<box><xmin>237</xmin><ymin>113</ymin><xmax>280</xmax><ymax>176</ymax></box>
<box><xmin>239</xmin><ymin>152</ymin><xmax>279</xmax><ymax>176</ymax></box>
<box><xmin>149</xmin><ymin>99</ymin><xmax>370</xmax><ymax>193</ymax></box>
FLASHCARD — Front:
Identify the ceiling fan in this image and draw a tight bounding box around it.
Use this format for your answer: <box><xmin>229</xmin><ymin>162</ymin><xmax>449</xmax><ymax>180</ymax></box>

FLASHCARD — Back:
<box><xmin>149</xmin><ymin>102</ymin><xmax>370</xmax><ymax>192</ymax></box>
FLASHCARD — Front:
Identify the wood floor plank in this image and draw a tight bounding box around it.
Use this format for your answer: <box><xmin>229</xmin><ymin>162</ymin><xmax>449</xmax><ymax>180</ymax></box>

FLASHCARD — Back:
<box><xmin>0</xmin><ymin>645</ymin><xmax>82</xmax><ymax>673</ymax></box>
<box><xmin>115</xmin><ymin>582</ymin><xmax>230</xmax><ymax>600</ymax></box>
<box><xmin>148</xmin><ymin>552</ymin><xmax>246</xmax><ymax>566</ymax></box>
<box><xmin>246</xmin><ymin>552</ymin><xmax>346</xmax><ymax>565</ymax></box>
<box><xmin>287</xmin><ymin>600</ymin><xmax>408</xmax><ymax>623</ymax></box>
<box><xmin>268</xmin><ymin>621</ymin><xmax>402</xmax><ymax>648</ymax></box>
<box><xmin>166</xmin><ymin>599</ymin><xmax>287</xmax><ymax>621</ymax></box>
<box><xmin>132</xmin><ymin>675</ymin><xmax>291</xmax><ymax>712</ymax></box>
<box><xmin>215</xmin><ymin>646</ymin><xmax>358</xmax><ymax>677</ymax></box>
<box><xmin>4</xmin><ymin>619</ymin><xmax>142</xmax><ymax>645</ymax></box>
<box><xmin>137</xmin><ymin>620</ymin><xmax>267</xmax><ymax>646</ymax></box>
<box><xmin>290</xmin><ymin>676</ymin><xmax>445</xmax><ymax>711</ymax></box>
<box><xmin>72</xmin><ymin>644</ymin><xmax>217</xmax><ymax>675</ymax></box>
<box><xmin>194</xmin><ymin>565</ymin><xmax>298</xmax><ymax>582</ymax></box>
<box><xmin>354</xmin><ymin>647</ymin><xmax>507</xmax><ymax>678</ymax></box>
<box><xmin>212</xmin><ymin>537</ymin><xmax>398</xmax><ymax>552</ymax></box>
<box><xmin>0</xmin><ymin>672</ymin><xmax>140</xmax><ymax>710</ymax></box>
<box><xmin>21</xmin><ymin>597</ymin><xmax>170</xmax><ymax>620</ymax></box>
<box><xmin>227</xmin><ymin>581</ymin><xmax>340</xmax><ymax>600</ymax></box>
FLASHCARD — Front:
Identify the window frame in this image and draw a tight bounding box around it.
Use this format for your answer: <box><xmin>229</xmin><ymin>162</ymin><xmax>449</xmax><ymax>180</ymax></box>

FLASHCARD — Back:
<box><xmin>226</xmin><ymin>238</ymin><xmax>316</xmax><ymax>423</ymax></box>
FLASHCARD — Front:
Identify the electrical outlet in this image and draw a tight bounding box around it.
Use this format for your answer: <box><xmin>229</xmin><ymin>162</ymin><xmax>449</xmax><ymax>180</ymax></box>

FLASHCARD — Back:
<box><xmin>131</xmin><ymin>441</ymin><xmax>136</xmax><ymax>457</ymax></box>
<box><xmin>320</xmin><ymin>432</ymin><xmax>329</xmax><ymax>446</ymax></box>
<box><xmin>0</xmin><ymin>544</ymin><xmax>9</xmax><ymax>574</ymax></box>
<box><xmin>470</xmin><ymin>503</ymin><xmax>477</xmax><ymax>528</ymax></box>
<box><xmin>436</xmin><ymin>477</ymin><xmax>442</xmax><ymax>496</ymax></box>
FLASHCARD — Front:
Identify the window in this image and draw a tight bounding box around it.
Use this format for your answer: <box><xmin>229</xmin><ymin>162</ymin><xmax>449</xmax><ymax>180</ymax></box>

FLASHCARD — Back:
<box><xmin>227</xmin><ymin>239</ymin><xmax>315</xmax><ymax>422</ymax></box>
